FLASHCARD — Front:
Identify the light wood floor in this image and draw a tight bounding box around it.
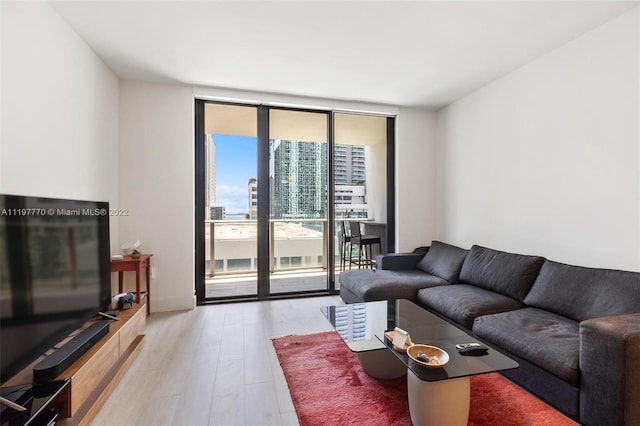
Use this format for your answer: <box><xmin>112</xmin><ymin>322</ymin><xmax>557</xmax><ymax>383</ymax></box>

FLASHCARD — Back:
<box><xmin>91</xmin><ymin>295</ymin><xmax>343</xmax><ymax>426</ymax></box>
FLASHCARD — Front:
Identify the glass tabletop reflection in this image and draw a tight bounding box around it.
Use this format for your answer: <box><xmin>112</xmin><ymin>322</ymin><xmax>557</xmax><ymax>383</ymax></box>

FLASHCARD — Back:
<box><xmin>322</xmin><ymin>299</ymin><xmax>518</xmax><ymax>381</ymax></box>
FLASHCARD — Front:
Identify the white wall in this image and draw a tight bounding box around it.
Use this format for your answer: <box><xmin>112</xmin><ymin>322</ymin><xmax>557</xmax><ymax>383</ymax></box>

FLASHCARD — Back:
<box><xmin>118</xmin><ymin>80</ymin><xmax>195</xmax><ymax>312</ymax></box>
<box><xmin>396</xmin><ymin>108</ymin><xmax>438</xmax><ymax>252</ymax></box>
<box><xmin>0</xmin><ymin>1</ymin><xmax>119</xmax><ymax>250</ymax></box>
<box><xmin>436</xmin><ymin>7</ymin><xmax>640</xmax><ymax>271</ymax></box>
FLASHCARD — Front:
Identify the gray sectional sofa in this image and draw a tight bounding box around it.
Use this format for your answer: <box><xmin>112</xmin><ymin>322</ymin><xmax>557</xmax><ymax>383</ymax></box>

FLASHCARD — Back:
<box><xmin>338</xmin><ymin>241</ymin><xmax>640</xmax><ymax>426</ymax></box>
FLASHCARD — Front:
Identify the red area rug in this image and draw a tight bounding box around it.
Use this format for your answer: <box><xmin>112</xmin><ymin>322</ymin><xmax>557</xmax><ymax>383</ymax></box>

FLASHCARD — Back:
<box><xmin>273</xmin><ymin>332</ymin><xmax>578</xmax><ymax>426</ymax></box>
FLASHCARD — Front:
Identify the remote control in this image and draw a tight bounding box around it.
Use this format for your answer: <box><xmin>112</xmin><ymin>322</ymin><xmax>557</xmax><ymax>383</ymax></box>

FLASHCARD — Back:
<box><xmin>98</xmin><ymin>311</ymin><xmax>120</xmax><ymax>321</ymax></box>
<box><xmin>455</xmin><ymin>342</ymin><xmax>489</xmax><ymax>356</ymax></box>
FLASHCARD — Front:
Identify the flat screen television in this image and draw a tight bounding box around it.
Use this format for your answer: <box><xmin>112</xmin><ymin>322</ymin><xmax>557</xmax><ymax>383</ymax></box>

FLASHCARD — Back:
<box><xmin>0</xmin><ymin>194</ymin><xmax>111</xmax><ymax>385</ymax></box>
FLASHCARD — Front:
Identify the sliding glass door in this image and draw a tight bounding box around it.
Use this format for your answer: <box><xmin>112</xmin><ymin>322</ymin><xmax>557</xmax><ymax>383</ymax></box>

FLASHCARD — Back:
<box><xmin>334</xmin><ymin>113</ymin><xmax>389</xmax><ymax>286</ymax></box>
<box><xmin>201</xmin><ymin>104</ymin><xmax>258</xmax><ymax>299</ymax></box>
<box><xmin>195</xmin><ymin>100</ymin><xmax>394</xmax><ymax>303</ymax></box>
<box><xmin>269</xmin><ymin>109</ymin><xmax>330</xmax><ymax>294</ymax></box>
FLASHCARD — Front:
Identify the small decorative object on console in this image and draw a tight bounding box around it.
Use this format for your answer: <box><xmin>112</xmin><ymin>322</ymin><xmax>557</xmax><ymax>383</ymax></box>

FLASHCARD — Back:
<box><xmin>416</xmin><ymin>351</ymin><xmax>440</xmax><ymax>365</ymax></box>
<box><xmin>121</xmin><ymin>240</ymin><xmax>141</xmax><ymax>257</ymax></box>
<box><xmin>384</xmin><ymin>327</ymin><xmax>413</xmax><ymax>352</ymax></box>
<box><xmin>110</xmin><ymin>292</ymin><xmax>136</xmax><ymax>310</ymax></box>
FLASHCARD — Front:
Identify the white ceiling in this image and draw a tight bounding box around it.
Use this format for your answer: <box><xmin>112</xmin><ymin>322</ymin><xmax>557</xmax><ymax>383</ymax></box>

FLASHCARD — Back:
<box><xmin>50</xmin><ymin>1</ymin><xmax>638</xmax><ymax>108</ymax></box>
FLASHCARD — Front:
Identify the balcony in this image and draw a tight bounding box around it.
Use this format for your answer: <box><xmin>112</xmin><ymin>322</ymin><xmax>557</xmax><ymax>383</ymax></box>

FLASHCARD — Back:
<box><xmin>205</xmin><ymin>270</ymin><xmax>334</xmax><ymax>298</ymax></box>
<box><xmin>205</xmin><ymin>219</ymin><xmax>351</xmax><ymax>298</ymax></box>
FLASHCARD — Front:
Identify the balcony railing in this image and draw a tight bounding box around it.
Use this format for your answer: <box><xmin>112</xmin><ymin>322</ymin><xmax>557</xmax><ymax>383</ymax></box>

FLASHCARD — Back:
<box><xmin>206</xmin><ymin>218</ymin><xmax>330</xmax><ymax>277</ymax></box>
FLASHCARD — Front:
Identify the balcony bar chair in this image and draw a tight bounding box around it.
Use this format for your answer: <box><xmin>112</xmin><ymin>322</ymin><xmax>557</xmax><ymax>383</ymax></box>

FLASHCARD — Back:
<box><xmin>348</xmin><ymin>221</ymin><xmax>381</xmax><ymax>269</ymax></box>
<box><xmin>339</xmin><ymin>221</ymin><xmax>352</xmax><ymax>271</ymax></box>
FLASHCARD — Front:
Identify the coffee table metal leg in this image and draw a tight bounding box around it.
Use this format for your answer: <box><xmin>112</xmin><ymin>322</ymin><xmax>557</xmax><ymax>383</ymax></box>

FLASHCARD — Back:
<box><xmin>408</xmin><ymin>370</ymin><xmax>470</xmax><ymax>426</ymax></box>
<box><xmin>356</xmin><ymin>349</ymin><xmax>407</xmax><ymax>379</ymax></box>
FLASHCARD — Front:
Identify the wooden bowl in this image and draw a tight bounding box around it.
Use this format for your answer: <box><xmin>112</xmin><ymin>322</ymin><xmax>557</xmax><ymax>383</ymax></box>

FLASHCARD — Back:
<box><xmin>407</xmin><ymin>344</ymin><xmax>449</xmax><ymax>368</ymax></box>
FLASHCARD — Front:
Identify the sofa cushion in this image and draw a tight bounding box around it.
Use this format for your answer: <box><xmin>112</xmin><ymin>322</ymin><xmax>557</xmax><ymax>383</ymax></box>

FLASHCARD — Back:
<box><xmin>473</xmin><ymin>308</ymin><xmax>580</xmax><ymax>386</ymax></box>
<box><xmin>459</xmin><ymin>245</ymin><xmax>545</xmax><ymax>301</ymax></box>
<box><xmin>415</xmin><ymin>241</ymin><xmax>468</xmax><ymax>283</ymax></box>
<box><xmin>524</xmin><ymin>260</ymin><xmax>640</xmax><ymax>322</ymax></box>
<box><xmin>416</xmin><ymin>284</ymin><xmax>524</xmax><ymax>329</ymax></box>
<box><xmin>339</xmin><ymin>269</ymin><xmax>447</xmax><ymax>303</ymax></box>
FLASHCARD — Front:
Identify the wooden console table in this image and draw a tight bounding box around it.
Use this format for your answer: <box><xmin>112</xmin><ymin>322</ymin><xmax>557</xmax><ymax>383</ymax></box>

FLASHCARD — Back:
<box><xmin>110</xmin><ymin>254</ymin><xmax>153</xmax><ymax>315</ymax></box>
<box><xmin>3</xmin><ymin>304</ymin><xmax>146</xmax><ymax>425</ymax></box>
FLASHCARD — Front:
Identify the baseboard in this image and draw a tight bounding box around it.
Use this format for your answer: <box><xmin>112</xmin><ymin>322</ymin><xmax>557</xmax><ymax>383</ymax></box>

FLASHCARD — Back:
<box><xmin>150</xmin><ymin>295</ymin><xmax>196</xmax><ymax>312</ymax></box>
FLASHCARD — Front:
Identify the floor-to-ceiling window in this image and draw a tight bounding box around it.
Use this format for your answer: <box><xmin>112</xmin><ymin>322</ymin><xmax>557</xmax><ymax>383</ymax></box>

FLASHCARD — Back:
<box><xmin>334</xmin><ymin>113</ymin><xmax>390</xmax><ymax>288</ymax></box>
<box><xmin>269</xmin><ymin>109</ymin><xmax>330</xmax><ymax>294</ymax></box>
<box><xmin>195</xmin><ymin>100</ymin><xmax>394</xmax><ymax>302</ymax></box>
<box><xmin>200</xmin><ymin>103</ymin><xmax>259</xmax><ymax>298</ymax></box>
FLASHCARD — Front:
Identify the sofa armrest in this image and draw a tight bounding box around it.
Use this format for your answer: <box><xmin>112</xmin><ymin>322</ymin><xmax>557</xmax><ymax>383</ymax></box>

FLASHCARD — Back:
<box><xmin>579</xmin><ymin>313</ymin><xmax>640</xmax><ymax>426</ymax></box>
<box><xmin>376</xmin><ymin>252</ymin><xmax>424</xmax><ymax>270</ymax></box>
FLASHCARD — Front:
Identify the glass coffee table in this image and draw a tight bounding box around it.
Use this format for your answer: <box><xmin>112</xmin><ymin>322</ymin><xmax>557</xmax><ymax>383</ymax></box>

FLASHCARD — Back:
<box><xmin>321</xmin><ymin>299</ymin><xmax>519</xmax><ymax>426</ymax></box>
<box><xmin>320</xmin><ymin>300</ymin><xmax>407</xmax><ymax>380</ymax></box>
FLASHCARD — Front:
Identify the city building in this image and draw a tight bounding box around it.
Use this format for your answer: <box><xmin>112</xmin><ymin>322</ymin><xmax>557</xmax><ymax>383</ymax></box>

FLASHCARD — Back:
<box><xmin>250</xmin><ymin>143</ymin><xmax>369</xmax><ymax>220</ymax></box>
<box><xmin>334</xmin><ymin>144</ymin><xmax>366</xmax><ymax>186</ymax></box>
<box><xmin>335</xmin><ymin>144</ymin><xmax>368</xmax><ymax>218</ymax></box>
<box><xmin>270</xmin><ymin>139</ymin><xmax>327</xmax><ymax>220</ymax></box>
<box><xmin>210</xmin><ymin>206</ymin><xmax>226</xmax><ymax>220</ymax></box>
<box><xmin>248</xmin><ymin>178</ymin><xmax>257</xmax><ymax>219</ymax></box>
<box><xmin>205</xmin><ymin>134</ymin><xmax>217</xmax><ymax>219</ymax></box>
<box><xmin>335</xmin><ymin>185</ymin><xmax>367</xmax><ymax>218</ymax></box>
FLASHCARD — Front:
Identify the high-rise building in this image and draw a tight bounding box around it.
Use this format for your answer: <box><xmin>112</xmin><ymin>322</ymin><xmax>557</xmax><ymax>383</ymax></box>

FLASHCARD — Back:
<box><xmin>334</xmin><ymin>144</ymin><xmax>348</xmax><ymax>185</ymax></box>
<box><xmin>247</xmin><ymin>141</ymin><xmax>367</xmax><ymax>220</ymax></box>
<box><xmin>205</xmin><ymin>134</ymin><xmax>217</xmax><ymax>219</ymax></box>
<box><xmin>270</xmin><ymin>139</ymin><xmax>327</xmax><ymax>219</ymax></box>
<box><xmin>335</xmin><ymin>144</ymin><xmax>367</xmax><ymax>217</ymax></box>
<box><xmin>334</xmin><ymin>144</ymin><xmax>366</xmax><ymax>185</ymax></box>
<box><xmin>248</xmin><ymin>178</ymin><xmax>257</xmax><ymax>219</ymax></box>
<box><xmin>349</xmin><ymin>145</ymin><xmax>366</xmax><ymax>185</ymax></box>
<box><xmin>210</xmin><ymin>206</ymin><xmax>226</xmax><ymax>220</ymax></box>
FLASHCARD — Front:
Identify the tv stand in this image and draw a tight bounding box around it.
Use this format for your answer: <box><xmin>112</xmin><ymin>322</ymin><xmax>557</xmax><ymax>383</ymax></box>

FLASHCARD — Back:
<box><xmin>0</xmin><ymin>380</ymin><xmax>69</xmax><ymax>426</ymax></box>
<box><xmin>2</xmin><ymin>303</ymin><xmax>145</xmax><ymax>425</ymax></box>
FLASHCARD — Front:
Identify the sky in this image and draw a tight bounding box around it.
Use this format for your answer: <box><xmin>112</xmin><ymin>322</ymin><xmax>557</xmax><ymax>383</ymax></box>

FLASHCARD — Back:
<box><xmin>213</xmin><ymin>134</ymin><xmax>257</xmax><ymax>216</ymax></box>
